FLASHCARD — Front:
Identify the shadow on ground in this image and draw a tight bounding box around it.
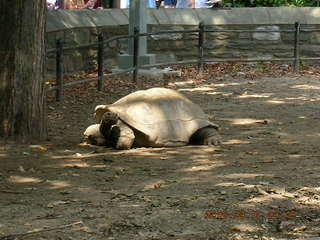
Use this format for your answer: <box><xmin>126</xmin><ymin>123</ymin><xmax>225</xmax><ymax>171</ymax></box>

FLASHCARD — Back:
<box><xmin>1</xmin><ymin>72</ymin><xmax>320</xmax><ymax>240</ymax></box>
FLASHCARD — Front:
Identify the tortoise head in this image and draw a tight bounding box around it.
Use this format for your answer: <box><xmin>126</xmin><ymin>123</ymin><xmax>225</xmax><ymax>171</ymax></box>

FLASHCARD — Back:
<box><xmin>94</xmin><ymin>105</ymin><xmax>111</xmax><ymax>121</ymax></box>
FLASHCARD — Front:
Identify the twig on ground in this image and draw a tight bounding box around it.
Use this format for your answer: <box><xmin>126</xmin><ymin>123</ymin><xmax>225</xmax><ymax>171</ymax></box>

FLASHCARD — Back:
<box><xmin>0</xmin><ymin>190</ymin><xmax>26</xmax><ymax>194</ymax></box>
<box><xmin>0</xmin><ymin>221</ymin><xmax>83</xmax><ymax>240</ymax></box>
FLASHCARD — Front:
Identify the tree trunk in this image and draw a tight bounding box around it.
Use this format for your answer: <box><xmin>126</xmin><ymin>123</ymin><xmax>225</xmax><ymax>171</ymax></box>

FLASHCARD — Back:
<box><xmin>0</xmin><ymin>0</ymin><xmax>47</xmax><ymax>142</ymax></box>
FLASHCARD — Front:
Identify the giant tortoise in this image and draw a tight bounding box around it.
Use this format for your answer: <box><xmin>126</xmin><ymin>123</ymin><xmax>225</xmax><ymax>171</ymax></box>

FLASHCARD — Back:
<box><xmin>83</xmin><ymin>88</ymin><xmax>220</xmax><ymax>149</ymax></box>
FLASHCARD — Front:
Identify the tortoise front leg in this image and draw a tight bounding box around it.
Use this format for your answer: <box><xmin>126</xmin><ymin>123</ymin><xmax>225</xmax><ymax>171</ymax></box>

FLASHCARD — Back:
<box><xmin>189</xmin><ymin>127</ymin><xmax>221</xmax><ymax>146</ymax></box>
<box><xmin>100</xmin><ymin>111</ymin><xmax>119</xmax><ymax>143</ymax></box>
<box><xmin>110</xmin><ymin>121</ymin><xmax>135</xmax><ymax>150</ymax></box>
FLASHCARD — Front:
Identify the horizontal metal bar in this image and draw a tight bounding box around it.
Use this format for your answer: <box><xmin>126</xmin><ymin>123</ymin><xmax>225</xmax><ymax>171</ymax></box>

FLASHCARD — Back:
<box><xmin>141</xmin><ymin>29</ymin><xmax>199</xmax><ymax>37</ymax></box>
<box><xmin>47</xmin><ymin>42</ymin><xmax>98</xmax><ymax>53</ymax></box>
<box><xmin>140</xmin><ymin>59</ymin><xmax>199</xmax><ymax>69</ymax></box>
<box><xmin>202</xmin><ymin>57</ymin><xmax>297</xmax><ymax>63</ymax></box>
<box><xmin>140</xmin><ymin>57</ymin><xmax>298</xmax><ymax>70</ymax></box>
<box><xmin>46</xmin><ymin>27</ymin><xmax>320</xmax><ymax>53</ymax></box>
<box><xmin>107</xmin><ymin>67</ymin><xmax>135</xmax><ymax>77</ymax></box>
<box><xmin>124</xmin><ymin>56</ymin><xmax>320</xmax><ymax>70</ymax></box>
<box><xmin>47</xmin><ymin>35</ymin><xmax>134</xmax><ymax>53</ymax></box>
<box><xmin>65</xmin><ymin>77</ymin><xmax>100</xmax><ymax>87</ymax></box>
<box><xmin>300</xmin><ymin>57</ymin><xmax>320</xmax><ymax>60</ymax></box>
<box><xmin>46</xmin><ymin>85</ymin><xmax>59</xmax><ymax>92</ymax></box>
<box><xmin>205</xmin><ymin>29</ymin><xmax>295</xmax><ymax>33</ymax></box>
<box><xmin>300</xmin><ymin>29</ymin><xmax>320</xmax><ymax>32</ymax></box>
<box><xmin>47</xmin><ymin>48</ymin><xmax>57</xmax><ymax>54</ymax></box>
<box><xmin>46</xmin><ymin>77</ymin><xmax>101</xmax><ymax>92</ymax></box>
<box><xmin>46</xmin><ymin>68</ymin><xmax>136</xmax><ymax>92</ymax></box>
<box><xmin>104</xmin><ymin>34</ymin><xmax>134</xmax><ymax>44</ymax></box>
<box><xmin>64</xmin><ymin>43</ymin><xmax>98</xmax><ymax>51</ymax></box>
<box><xmin>47</xmin><ymin>55</ymin><xmax>320</xmax><ymax>93</ymax></box>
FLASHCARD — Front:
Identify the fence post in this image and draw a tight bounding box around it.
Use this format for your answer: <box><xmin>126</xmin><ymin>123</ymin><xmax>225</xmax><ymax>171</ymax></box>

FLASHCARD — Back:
<box><xmin>198</xmin><ymin>22</ymin><xmax>205</xmax><ymax>73</ymax></box>
<box><xmin>133</xmin><ymin>27</ymin><xmax>142</xmax><ymax>88</ymax></box>
<box><xmin>56</xmin><ymin>39</ymin><xmax>64</xmax><ymax>101</ymax></box>
<box><xmin>98</xmin><ymin>33</ymin><xmax>104</xmax><ymax>91</ymax></box>
<box><xmin>294</xmin><ymin>22</ymin><xmax>301</xmax><ymax>72</ymax></box>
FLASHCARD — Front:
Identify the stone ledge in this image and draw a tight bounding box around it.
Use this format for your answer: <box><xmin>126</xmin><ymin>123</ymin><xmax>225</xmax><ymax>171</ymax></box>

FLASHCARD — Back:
<box><xmin>47</xmin><ymin>7</ymin><xmax>320</xmax><ymax>33</ymax></box>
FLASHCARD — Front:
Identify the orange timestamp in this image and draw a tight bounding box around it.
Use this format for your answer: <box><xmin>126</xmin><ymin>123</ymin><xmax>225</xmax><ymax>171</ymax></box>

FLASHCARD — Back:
<box><xmin>204</xmin><ymin>209</ymin><xmax>296</xmax><ymax>219</ymax></box>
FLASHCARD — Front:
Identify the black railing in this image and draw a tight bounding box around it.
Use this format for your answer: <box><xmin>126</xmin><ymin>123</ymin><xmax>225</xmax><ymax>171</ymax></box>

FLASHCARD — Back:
<box><xmin>47</xmin><ymin>22</ymin><xmax>320</xmax><ymax>101</ymax></box>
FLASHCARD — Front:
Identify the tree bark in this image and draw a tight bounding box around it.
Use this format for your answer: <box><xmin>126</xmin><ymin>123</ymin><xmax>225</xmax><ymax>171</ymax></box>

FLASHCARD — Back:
<box><xmin>0</xmin><ymin>0</ymin><xmax>47</xmax><ymax>142</ymax></box>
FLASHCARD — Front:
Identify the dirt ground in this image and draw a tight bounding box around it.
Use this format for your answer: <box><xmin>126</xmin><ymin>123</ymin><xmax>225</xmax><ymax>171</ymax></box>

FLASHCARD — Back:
<box><xmin>1</xmin><ymin>64</ymin><xmax>320</xmax><ymax>240</ymax></box>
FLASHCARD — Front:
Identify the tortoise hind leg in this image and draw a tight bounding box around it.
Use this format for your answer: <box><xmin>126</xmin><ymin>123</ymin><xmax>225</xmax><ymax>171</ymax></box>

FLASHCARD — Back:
<box><xmin>189</xmin><ymin>127</ymin><xmax>221</xmax><ymax>146</ymax></box>
<box><xmin>110</xmin><ymin>121</ymin><xmax>135</xmax><ymax>150</ymax></box>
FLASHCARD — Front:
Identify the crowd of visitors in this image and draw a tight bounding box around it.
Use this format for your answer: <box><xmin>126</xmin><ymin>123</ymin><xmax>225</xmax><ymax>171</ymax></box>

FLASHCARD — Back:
<box><xmin>47</xmin><ymin>0</ymin><xmax>222</xmax><ymax>9</ymax></box>
<box><xmin>47</xmin><ymin>0</ymin><xmax>104</xmax><ymax>9</ymax></box>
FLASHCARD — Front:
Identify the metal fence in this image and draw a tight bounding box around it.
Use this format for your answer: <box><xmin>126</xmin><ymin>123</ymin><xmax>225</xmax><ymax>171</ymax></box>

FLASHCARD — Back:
<box><xmin>47</xmin><ymin>21</ymin><xmax>320</xmax><ymax>101</ymax></box>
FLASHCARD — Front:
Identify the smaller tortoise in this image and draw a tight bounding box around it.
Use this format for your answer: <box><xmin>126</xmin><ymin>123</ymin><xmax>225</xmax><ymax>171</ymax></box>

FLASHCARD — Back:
<box><xmin>83</xmin><ymin>88</ymin><xmax>220</xmax><ymax>149</ymax></box>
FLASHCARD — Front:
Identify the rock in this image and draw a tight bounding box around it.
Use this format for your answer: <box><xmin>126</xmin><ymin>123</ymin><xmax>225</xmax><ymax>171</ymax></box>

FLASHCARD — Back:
<box><xmin>278</xmin><ymin>220</ymin><xmax>296</xmax><ymax>232</ymax></box>
<box><xmin>253</xmin><ymin>26</ymin><xmax>281</xmax><ymax>41</ymax></box>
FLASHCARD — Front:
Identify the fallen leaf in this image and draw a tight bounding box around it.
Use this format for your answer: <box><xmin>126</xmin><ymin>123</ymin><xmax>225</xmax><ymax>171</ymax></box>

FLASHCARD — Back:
<box><xmin>231</xmin><ymin>226</ymin><xmax>242</xmax><ymax>232</ymax></box>
<box><xmin>151</xmin><ymin>201</ymin><xmax>161</xmax><ymax>207</ymax></box>
<box><xmin>18</xmin><ymin>166</ymin><xmax>26</xmax><ymax>172</ymax></box>
<box><xmin>165</xmin><ymin>179</ymin><xmax>177</xmax><ymax>183</ymax></box>
<box><xmin>37</xmin><ymin>145</ymin><xmax>48</xmax><ymax>151</ymax></box>
<box><xmin>188</xmin><ymin>196</ymin><xmax>199</xmax><ymax>201</ymax></box>
<box><xmin>292</xmin><ymin>225</ymin><xmax>307</xmax><ymax>233</ymax></box>
<box><xmin>153</xmin><ymin>183</ymin><xmax>162</xmax><ymax>189</ymax></box>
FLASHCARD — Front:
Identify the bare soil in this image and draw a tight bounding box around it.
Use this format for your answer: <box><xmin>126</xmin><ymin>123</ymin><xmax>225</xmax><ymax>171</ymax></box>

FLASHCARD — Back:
<box><xmin>1</xmin><ymin>64</ymin><xmax>320</xmax><ymax>240</ymax></box>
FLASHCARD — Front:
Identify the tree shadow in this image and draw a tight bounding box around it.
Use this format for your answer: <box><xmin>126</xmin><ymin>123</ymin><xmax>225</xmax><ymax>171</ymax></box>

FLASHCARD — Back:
<box><xmin>1</xmin><ymin>73</ymin><xmax>320</xmax><ymax>239</ymax></box>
